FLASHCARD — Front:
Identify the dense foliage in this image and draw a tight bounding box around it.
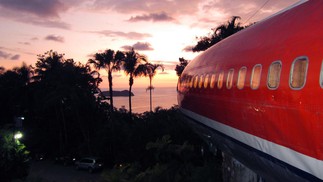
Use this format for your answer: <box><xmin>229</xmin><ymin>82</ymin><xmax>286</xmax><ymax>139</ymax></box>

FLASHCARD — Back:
<box><xmin>101</xmin><ymin>108</ymin><xmax>223</xmax><ymax>182</ymax></box>
<box><xmin>192</xmin><ymin>16</ymin><xmax>245</xmax><ymax>52</ymax></box>
<box><xmin>0</xmin><ymin>50</ymin><xmax>223</xmax><ymax>181</ymax></box>
<box><xmin>0</xmin><ymin>129</ymin><xmax>30</xmax><ymax>181</ymax></box>
<box><xmin>175</xmin><ymin>57</ymin><xmax>189</xmax><ymax>77</ymax></box>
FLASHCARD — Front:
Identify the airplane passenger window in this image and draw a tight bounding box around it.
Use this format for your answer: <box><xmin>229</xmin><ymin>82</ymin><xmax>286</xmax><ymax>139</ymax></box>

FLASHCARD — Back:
<box><xmin>180</xmin><ymin>76</ymin><xmax>184</xmax><ymax>88</ymax></box>
<box><xmin>194</xmin><ymin>75</ymin><xmax>199</xmax><ymax>88</ymax></box>
<box><xmin>290</xmin><ymin>56</ymin><xmax>308</xmax><ymax>89</ymax></box>
<box><xmin>199</xmin><ymin>75</ymin><xmax>204</xmax><ymax>88</ymax></box>
<box><xmin>210</xmin><ymin>74</ymin><xmax>216</xmax><ymax>89</ymax></box>
<box><xmin>251</xmin><ymin>64</ymin><xmax>262</xmax><ymax>90</ymax></box>
<box><xmin>268</xmin><ymin>61</ymin><xmax>282</xmax><ymax>89</ymax></box>
<box><xmin>320</xmin><ymin>61</ymin><xmax>323</xmax><ymax>88</ymax></box>
<box><xmin>204</xmin><ymin>74</ymin><xmax>210</xmax><ymax>88</ymax></box>
<box><xmin>226</xmin><ymin>69</ymin><xmax>234</xmax><ymax>89</ymax></box>
<box><xmin>218</xmin><ymin>71</ymin><xmax>224</xmax><ymax>89</ymax></box>
<box><xmin>237</xmin><ymin>67</ymin><xmax>247</xmax><ymax>89</ymax></box>
<box><xmin>185</xmin><ymin>76</ymin><xmax>190</xmax><ymax>88</ymax></box>
<box><xmin>189</xmin><ymin>76</ymin><xmax>194</xmax><ymax>88</ymax></box>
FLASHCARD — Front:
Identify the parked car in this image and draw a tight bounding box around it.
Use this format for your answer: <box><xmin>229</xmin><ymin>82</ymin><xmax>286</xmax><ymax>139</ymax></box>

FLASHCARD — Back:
<box><xmin>75</xmin><ymin>157</ymin><xmax>103</xmax><ymax>173</ymax></box>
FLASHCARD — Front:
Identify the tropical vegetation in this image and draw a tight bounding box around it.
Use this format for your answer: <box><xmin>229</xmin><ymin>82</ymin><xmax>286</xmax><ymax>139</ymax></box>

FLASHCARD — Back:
<box><xmin>122</xmin><ymin>48</ymin><xmax>149</xmax><ymax>115</ymax></box>
<box><xmin>146</xmin><ymin>63</ymin><xmax>164</xmax><ymax>112</ymax></box>
<box><xmin>0</xmin><ymin>52</ymin><xmax>223</xmax><ymax>181</ymax></box>
<box><xmin>88</xmin><ymin>49</ymin><xmax>125</xmax><ymax>112</ymax></box>
<box><xmin>0</xmin><ymin>129</ymin><xmax>29</xmax><ymax>181</ymax></box>
<box><xmin>192</xmin><ymin>16</ymin><xmax>245</xmax><ymax>52</ymax></box>
<box><xmin>175</xmin><ymin>57</ymin><xmax>189</xmax><ymax>77</ymax></box>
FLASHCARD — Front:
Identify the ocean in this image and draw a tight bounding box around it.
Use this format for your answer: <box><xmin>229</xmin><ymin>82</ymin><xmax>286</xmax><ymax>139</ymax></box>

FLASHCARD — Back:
<box><xmin>110</xmin><ymin>87</ymin><xmax>178</xmax><ymax>113</ymax></box>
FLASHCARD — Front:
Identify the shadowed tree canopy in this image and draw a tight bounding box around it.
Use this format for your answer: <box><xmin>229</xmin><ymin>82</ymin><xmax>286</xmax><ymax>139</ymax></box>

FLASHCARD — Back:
<box><xmin>192</xmin><ymin>16</ymin><xmax>245</xmax><ymax>52</ymax></box>
<box><xmin>0</xmin><ymin>63</ymin><xmax>33</xmax><ymax>125</ymax></box>
<box><xmin>31</xmin><ymin>50</ymin><xmax>103</xmax><ymax>155</ymax></box>
<box><xmin>175</xmin><ymin>57</ymin><xmax>189</xmax><ymax>77</ymax></box>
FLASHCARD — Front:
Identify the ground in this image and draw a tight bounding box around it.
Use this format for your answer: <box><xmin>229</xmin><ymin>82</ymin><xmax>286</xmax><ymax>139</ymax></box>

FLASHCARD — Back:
<box><xmin>25</xmin><ymin>160</ymin><xmax>106</xmax><ymax>182</ymax></box>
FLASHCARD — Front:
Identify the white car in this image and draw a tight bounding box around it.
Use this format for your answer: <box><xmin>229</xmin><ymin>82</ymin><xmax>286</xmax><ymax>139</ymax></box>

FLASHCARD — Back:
<box><xmin>75</xmin><ymin>157</ymin><xmax>103</xmax><ymax>173</ymax></box>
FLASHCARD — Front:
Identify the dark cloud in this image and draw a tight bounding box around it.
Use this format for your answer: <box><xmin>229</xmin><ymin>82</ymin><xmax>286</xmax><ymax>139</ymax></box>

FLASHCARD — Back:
<box><xmin>0</xmin><ymin>0</ymin><xmax>70</xmax><ymax>29</ymax></box>
<box><xmin>182</xmin><ymin>45</ymin><xmax>193</xmax><ymax>52</ymax></box>
<box><xmin>10</xmin><ymin>54</ymin><xmax>20</xmax><ymax>60</ymax></box>
<box><xmin>28</xmin><ymin>19</ymin><xmax>70</xmax><ymax>29</ymax></box>
<box><xmin>45</xmin><ymin>34</ymin><xmax>64</xmax><ymax>43</ymax></box>
<box><xmin>133</xmin><ymin>42</ymin><xmax>154</xmax><ymax>51</ymax></box>
<box><xmin>0</xmin><ymin>0</ymin><xmax>68</xmax><ymax>18</ymax></box>
<box><xmin>0</xmin><ymin>50</ymin><xmax>20</xmax><ymax>60</ymax></box>
<box><xmin>128</xmin><ymin>12</ymin><xmax>175</xmax><ymax>22</ymax></box>
<box><xmin>121</xmin><ymin>42</ymin><xmax>154</xmax><ymax>51</ymax></box>
<box><xmin>121</xmin><ymin>46</ymin><xmax>132</xmax><ymax>51</ymax></box>
<box><xmin>18</xmin><ymin>42</ymin><xmax>30</xmax><ymax>45</ymax></box>
<box><xmin>0</xmin><ymin>50</ymin><xmax>11</xmax><ymax>59</ymax></box>
<box><xmin>94</xmin><ymin>30</ymin><xmax>152</xmax><ymax>40</ymax></box>
<box><xmin>91</xmin><ymin>0</ymin><xmax>298</xmax><ymax>30</ymax></box>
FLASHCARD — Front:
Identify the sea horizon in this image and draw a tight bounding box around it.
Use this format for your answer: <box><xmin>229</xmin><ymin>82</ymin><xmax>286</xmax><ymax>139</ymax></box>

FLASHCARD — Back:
<box><xmin>101</xmin><ymin>86</ymin><xmax>178</xmax><ymax>113</ymax></box>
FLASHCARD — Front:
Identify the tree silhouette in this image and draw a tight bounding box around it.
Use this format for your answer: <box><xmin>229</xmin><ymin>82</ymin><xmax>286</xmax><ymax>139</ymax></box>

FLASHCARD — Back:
<box><xmin>32</xmin><ymin>50</ymin><xmax>102</xmax><ymax>155</ymax></box>
<box><xmin>192</xmin><ymin>16</ymin><xmax>245</xmax><ymax>52</ymax></box>
<box><xmin>146</xmin><ymin>63</ymin><xmax>164</xmax><ymax>112</ymax></box>
<box><xmin>122</xmin><ymin>48</ymin><xmax>148</xmax><ymax>116</ymax></box>
<box><xmin>0</xmin><ymin>63</ymin><xmax>33</xmax><ymax>125</ymax></box>
<box><xmin>175</xmin><ymin>57</ymin><xmax>189</xmax><ymax>77</ymax></box>
<box><xmin>88</xmin><ymin>49</ymin><xmax>125</xmax><ymax>112</ymax></box>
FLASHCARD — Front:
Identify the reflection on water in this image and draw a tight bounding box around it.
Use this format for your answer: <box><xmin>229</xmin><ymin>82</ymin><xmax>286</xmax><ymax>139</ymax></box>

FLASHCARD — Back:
<box><xmin>112</xmin><ymin>87</ymin><xmax>178</xmax><ymax>113</ymax></box>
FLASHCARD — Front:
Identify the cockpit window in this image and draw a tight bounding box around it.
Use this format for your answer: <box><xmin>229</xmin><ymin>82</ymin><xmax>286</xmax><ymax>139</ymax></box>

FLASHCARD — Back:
<box><xmin>251</xmin><ymin>64</ymin><xmax>262</xmax><ymax>90</ymax></box>
<box><xmin>290</xmin><ymin>56</ymin><xmax>308</xmax><ymax>89</ymax></box>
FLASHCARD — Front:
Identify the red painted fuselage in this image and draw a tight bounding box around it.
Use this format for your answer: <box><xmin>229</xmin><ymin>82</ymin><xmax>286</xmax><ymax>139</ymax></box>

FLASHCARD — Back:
<box><xmin>178</xmin><ymin>0</ymin><xmax>323</xmax><ymax>180</ymax></box>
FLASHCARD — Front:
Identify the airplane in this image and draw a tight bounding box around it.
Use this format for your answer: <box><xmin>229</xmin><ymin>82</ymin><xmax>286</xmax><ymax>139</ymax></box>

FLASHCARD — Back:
<box><xmin>177</xmin><ymin>0</ymin><xmax>323</xmax><ymax>181</ymax></box>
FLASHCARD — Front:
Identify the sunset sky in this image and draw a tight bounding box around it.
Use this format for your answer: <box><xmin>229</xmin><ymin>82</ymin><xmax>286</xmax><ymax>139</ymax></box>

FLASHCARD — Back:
<box><xmin>0</xmin><ymin>0</ymin><xmax>299</xmax><ymax>89</ymax></box>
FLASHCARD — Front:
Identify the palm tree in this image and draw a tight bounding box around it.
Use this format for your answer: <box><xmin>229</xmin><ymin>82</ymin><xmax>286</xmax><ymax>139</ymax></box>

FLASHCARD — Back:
<box><xmin>193</xmin><ymin>16</ymin><xmax>245</xmax><ymax>52</ymax></box>
<box><xmin>146</xmin><ymin>63</ymin><xmax>164</xmax><ymax>112</ymax></box>
<box><xmin>88</xmin><ymin>49</ymin><xmax>124</xmax><ymax>112</ymax></box>
<box><xmin>212</xmin><ymin>16</ymin><xmax>244</xmax><ymax>43</ymax></box>
<box><xmin>122</xmin><ymin>48</ymin><xmax>148</xmax><ymax>115</ymax></box>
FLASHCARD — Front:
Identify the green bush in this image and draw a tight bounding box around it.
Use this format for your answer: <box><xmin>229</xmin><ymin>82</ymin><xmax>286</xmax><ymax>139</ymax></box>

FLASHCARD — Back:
<box><xmin>0</xmin><ymin>129</ymin><xmax>30</xmax><ymax>181</ymax></box>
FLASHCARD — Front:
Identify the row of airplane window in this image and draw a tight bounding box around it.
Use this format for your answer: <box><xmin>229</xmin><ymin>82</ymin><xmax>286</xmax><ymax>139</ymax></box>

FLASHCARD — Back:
<box><xmin>179</xmin><ymin>56</ymin><xmax>309</xmax><ymax>90</ymax></box>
